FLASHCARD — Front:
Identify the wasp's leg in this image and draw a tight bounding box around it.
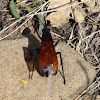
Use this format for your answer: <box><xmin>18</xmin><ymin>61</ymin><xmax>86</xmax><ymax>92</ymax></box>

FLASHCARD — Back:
<box><xmin>56</xmin><ymin>52</ymin><xmax>66</xmax><ymax>85</ymax></box>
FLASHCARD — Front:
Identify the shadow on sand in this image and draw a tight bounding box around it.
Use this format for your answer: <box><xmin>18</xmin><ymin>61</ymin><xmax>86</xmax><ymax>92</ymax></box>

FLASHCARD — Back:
<box><xmin>22</xmin><ymin>27</ymin><xmax>41</xmax><ymax>79</ymax></box>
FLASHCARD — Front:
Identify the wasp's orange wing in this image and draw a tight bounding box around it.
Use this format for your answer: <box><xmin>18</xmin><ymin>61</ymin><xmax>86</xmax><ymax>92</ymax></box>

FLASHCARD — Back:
<box><xmin>39</xmin><ymin>41</ymin><xmax>51</xmax><ymax>70</ymax></box>
<box><xmin>49</xmin><ymin>41</ymin><xmax>58</xmax><ymax>72</ymax></box>
<box><xmin>39</xmin><ymin>40</ymin><xmax>58</xmax><ymax>72</ymax></box>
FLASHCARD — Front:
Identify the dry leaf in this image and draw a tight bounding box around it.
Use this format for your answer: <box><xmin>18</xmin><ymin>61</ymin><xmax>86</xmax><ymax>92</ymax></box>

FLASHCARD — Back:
<box><xmin>46</xmin><ymin>0</ymin><xmax>71</xmax><ymax>27</ymax></box>
<box><xmin>46</xmin><ymin>8</ymin><xmax>71</xmax><ymax>27</ymax></box>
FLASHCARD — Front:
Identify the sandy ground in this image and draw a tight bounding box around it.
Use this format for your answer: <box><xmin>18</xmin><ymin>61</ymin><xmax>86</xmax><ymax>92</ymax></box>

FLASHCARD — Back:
<box><xmin>0</xmin><ymin>35</ymin><xmax>97</xmax><ymax>100</ymax></box>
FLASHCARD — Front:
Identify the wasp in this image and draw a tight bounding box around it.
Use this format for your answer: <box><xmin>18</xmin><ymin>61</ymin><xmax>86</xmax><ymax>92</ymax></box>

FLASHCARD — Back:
<box><xmin>23</xmin><ymin>24</ymin><xmax>65</xmax><ymax>84</ymax></box>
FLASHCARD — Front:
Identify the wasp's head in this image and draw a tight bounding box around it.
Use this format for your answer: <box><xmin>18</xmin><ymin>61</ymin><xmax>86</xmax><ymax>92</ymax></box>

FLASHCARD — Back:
<box><xmin>42</xmin><ymin>28</ymin><xmax>52</xmax><ymax>42</ymax></box>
